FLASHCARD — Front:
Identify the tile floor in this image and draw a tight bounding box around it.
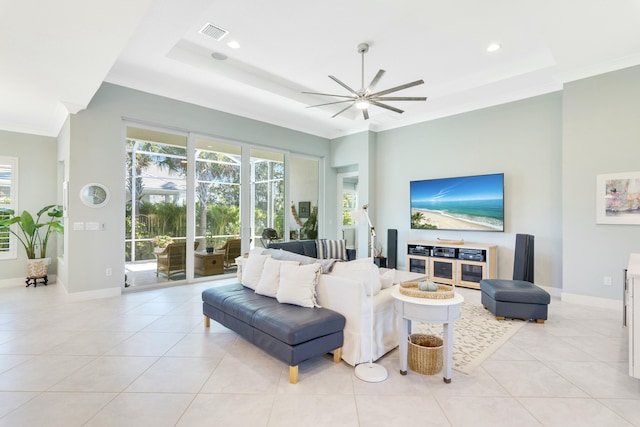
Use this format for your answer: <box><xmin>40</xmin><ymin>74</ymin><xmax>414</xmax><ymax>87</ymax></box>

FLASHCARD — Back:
<box><xmin>0</xmin><ymin>279</ymin><xmax>639</xmax><ymax>426</ymax></box>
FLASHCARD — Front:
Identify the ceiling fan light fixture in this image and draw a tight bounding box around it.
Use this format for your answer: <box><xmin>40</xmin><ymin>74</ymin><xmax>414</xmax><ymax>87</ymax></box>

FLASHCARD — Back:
<box><xmin>302</xmin><ymin>42</ymin><xmax>426</xmax><ymax>119</ymax></box>
<box><xmin>355</xmin><ymin>99</ymin><xmax>369</xmax><ymax>109</ymax></box>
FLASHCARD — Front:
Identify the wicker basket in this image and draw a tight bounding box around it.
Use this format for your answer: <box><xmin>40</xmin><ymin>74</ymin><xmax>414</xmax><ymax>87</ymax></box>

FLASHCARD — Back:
<box><xmin>408</xmin><ymin>334</ymin><xmax>443</xmax><ymax>375</ymax></box>
<box><xmin>399</xmin><ymin>282</ymin><xmax>455</xmax><ymax>299</ymax></box>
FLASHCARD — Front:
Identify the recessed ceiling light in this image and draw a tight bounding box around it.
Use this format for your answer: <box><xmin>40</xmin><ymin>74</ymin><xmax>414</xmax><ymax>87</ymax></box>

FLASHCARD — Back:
<box><xmin>227</xmin><ymin>40</ymin><xmax>240</xmax><ymax>49</ymax></box>
<box><xmin>211</xmin><ymin>52</ymin><xmax>228</xmax><ymax>60</ymax></box>
<box><xmin>487</xmin><ymin>43</ymin><xmax>501</xmax><ymax>52</ymax></box>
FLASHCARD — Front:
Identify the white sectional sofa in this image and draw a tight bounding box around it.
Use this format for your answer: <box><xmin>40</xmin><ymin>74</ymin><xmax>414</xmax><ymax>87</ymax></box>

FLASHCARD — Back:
<box><xmin>236</xmin><ymin>239</ymin><xmax>411</xmax><ymax>366</ymax></box>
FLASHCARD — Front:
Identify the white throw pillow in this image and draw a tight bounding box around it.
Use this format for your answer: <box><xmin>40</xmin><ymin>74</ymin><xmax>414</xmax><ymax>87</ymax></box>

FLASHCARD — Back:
<box><xmin>329</xmin><ymin>258</ymin><xmax>381</xmax><ymax>296</ymax></box>
<box><xmin>241</xmin><ymin>253</ymin><xmax>269</xmax><ymax>290</ymax></box>
<box><xmin>255</xmin><ymin>257</ymin><xmax>299</xmax><ymax>298</ymax></box>
<box><xmin>276</xmin><ymin>263</ymin><xmax>322</xmax><ymax>308</ymax></box>
<box><xmin>380</xmin><ymin>269</ymin><xmax>396</xmax><ymax>289</ymax></box>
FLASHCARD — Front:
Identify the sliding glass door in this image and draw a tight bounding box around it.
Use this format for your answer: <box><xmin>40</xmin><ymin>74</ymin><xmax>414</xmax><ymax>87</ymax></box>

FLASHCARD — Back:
<box><xmin>124</xmin><ymin>128</ymin><xmax>280</xmax><ymax>286</ymax></box>
<box><xmin>125</xmin><ymin>127</ymin><xmax>189</xmax><ymax>285</ymax></box>
<box><xmin>251</xmin><ymin>148</ymin><xmax>285</xmax><ymax>248</ymax></box>
<box><xmin>124</xmin><ymin>124</ymin><xmax>320</xmax><ymax>288</ymax></box>
<box><xmin>193</xmin><ymin>138</ymin><xmax>241</xmax><ymax>249</ymax></box>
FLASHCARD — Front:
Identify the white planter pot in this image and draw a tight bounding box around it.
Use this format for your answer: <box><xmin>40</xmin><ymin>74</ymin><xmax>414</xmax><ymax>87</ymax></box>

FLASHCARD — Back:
<box><xmin>26</xmin><ymin>258</ymin><xmax>50</xmax><ymax>278</ymax></box>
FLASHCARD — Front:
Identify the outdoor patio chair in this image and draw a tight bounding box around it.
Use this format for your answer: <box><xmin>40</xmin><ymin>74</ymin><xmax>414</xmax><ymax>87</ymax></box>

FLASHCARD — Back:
<box><xmin>156</xmin><ymin>241</ymin><xmax>199</xmax><ymax>279</ymax></box>
<box><xmin>215</xmin><ymin>238</ymin><xmax>241</xmax><ymax>269</ymax></box>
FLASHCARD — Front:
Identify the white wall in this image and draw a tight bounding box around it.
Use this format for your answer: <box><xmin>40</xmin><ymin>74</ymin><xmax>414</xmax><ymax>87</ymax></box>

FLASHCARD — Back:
<box><xmin>56</xmin><ymin>118</ymin><xmax>71</xmax><ymax>291</ymax></box>
<box><xmin>340</xmin><ymin>93</ymin><xmax>564</xmax><ymax>291</ymax></box>
<box><xmin>562</xmin><ymin>65</ymin><xmax>640</xmax><ymax>304</ymax></box>
<box><xmin>331</xmin><ymin>131</ymin><xmax>377</xmax><ymax>257</ymax></box>
<box><xmin>0</xmin><ymin>130</ymin><xmax>58</xmax><ymax>282</ymax></box>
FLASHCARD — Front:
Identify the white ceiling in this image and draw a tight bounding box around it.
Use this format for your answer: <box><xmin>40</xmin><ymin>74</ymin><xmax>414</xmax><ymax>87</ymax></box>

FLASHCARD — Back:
<box><xmin>3</xmin><ymin>0</ymin><xmax>640</xmax><ymax>139</ymax></box>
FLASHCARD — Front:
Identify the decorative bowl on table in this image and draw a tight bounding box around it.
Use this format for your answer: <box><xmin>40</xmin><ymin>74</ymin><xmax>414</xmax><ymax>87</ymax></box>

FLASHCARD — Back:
<box><xmin>399</xmin><ymin>281</ymin><xmax>455</xmax><ymax>299</ymax></box>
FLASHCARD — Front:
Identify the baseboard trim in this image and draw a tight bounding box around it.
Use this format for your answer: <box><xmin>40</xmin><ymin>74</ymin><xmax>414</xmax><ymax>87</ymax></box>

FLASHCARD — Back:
<box><xmin>0</xmin><ymin>275</ymin><xmax>57</xmax><ymax>288</ymax></box>
<box><xmin>561</xmin><ymin>291</ymin><xmax>621</xmax><ymax>311</ymax></box>
<box><xmin>0</xmin><ymin>277</ymin><xmax>24</xmax><ymax>288</ymax></box>
<box><xmin>57</xmin><ymin>282</ymin><xmax>121</xmax><ymax>302</ymax></box>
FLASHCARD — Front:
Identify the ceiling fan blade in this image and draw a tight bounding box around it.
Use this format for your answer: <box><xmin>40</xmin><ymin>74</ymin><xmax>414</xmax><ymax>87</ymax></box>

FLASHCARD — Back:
<box><xmin>369</xmin><ymin>100</ymin><xmax>404</xmax><ymax>114</ymax></box>
<box><xmin>302</xmin><ymin>91</ymin><xmax>354</xmax><ymax>99</ymax></box>
<box><xmin>370</xmin><ymin>79</ymin><xmax>424</xmax><ymax>97</ymax></box>
<box><xmin>374</xmin><ymin>96</ymin><xmax>428</xmax><ymax>101</ymax></box>
<box><xmin>363</xmin><ymin>108</ymin><xmax>369</xmax><ymax>120</ymax></box>
<box><xmin>306</xmin><ymin>99</ymin><xmax>355</xmax><ymax>108</ymax></box>
<box><xmin>329</xmin><ymin>75</ymin><xmax>359</xmax><ymax>95</ymax></box>
<box><xmin>365</xmin><ymin>69</ymin><xmax>385</xmax><ymax>93</ymax></box>
<box><xmin>332</xmin><ymin>102</ymin><xmax>355</xmax><ymax>118</ymax></box>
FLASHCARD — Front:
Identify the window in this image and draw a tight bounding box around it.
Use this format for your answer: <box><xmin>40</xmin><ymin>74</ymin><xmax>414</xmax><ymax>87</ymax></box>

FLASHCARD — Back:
<box><xmin>0</xmin><ymin>156</ymin><xmax>18</xmax><ymax>259</ymax></box>
<box><xmin>342</xmin><ymin>189</ymin><xmax>357</xmax><ymax>226</ymax></box>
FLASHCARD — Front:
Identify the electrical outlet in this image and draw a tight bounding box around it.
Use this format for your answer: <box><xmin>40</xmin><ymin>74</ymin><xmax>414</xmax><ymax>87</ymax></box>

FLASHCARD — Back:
<box><xmin>106</xmin><ymin>268</ymin><xmax>112</xmax><ymax>277</ymax></box>
<box><xmin>604</xmin><ymin>276</ymin><xmax>612</xmax><ymax>286</ymax></box>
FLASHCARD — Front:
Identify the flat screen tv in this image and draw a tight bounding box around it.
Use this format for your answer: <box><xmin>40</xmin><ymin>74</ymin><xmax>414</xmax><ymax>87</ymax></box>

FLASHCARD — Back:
<box><xmin>410</xmin><ymin>173</ymin><xmax>504</xmax><ymax>231</ymax></box>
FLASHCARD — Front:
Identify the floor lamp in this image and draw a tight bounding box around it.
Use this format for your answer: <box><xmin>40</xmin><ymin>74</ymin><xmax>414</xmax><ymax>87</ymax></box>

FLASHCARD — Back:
<box><xmin>353</xmin><ymin>204</ymin><xmax>388</xmax><ymax>383</ymax></box>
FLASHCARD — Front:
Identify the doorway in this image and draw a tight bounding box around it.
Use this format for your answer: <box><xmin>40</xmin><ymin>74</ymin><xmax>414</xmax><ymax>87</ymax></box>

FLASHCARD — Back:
<box><xmin>338</xmin><ymin>171</ymin><xmax>359</xmax><ymax>256</ymax></box>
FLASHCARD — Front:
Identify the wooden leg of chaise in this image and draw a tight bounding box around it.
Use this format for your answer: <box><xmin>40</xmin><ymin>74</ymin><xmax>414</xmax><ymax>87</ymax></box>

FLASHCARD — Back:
<box><xmin>333</xmin><ymin>348</ymin><xmax>342</xmax><ymax>363</ymax></box>
<box><xmin>204</xmin><ymin>316</ymin><xmax>210</xmax><ymax>328</ymax></box>
<box><xmin>536</xmin><ymin>319</ymin><xmax>545</xmax><ymax>324</ymax></box>
<box><xmin>496</xmin><ymin>316</ymin><xmax>505</xmax><ymax>321</ymax></box>
<box><xmin>289</xmin><ymin>365</ymin><xmax>298</xmax><ymax>384</ymax></box>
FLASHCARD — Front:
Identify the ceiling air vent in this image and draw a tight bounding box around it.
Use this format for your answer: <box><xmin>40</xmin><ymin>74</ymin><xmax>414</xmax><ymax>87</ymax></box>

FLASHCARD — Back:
<box><xmin>199</xmin><ymin>23</ymin><xmax>229</xmax><ymax>41</ymax></box>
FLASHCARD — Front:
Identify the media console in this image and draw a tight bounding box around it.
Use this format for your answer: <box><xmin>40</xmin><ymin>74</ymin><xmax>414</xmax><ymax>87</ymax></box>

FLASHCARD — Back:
<box><xmin>406</xmin><ymin>240</ymin><xmax>497</xmax><ymax>290</ymax></box>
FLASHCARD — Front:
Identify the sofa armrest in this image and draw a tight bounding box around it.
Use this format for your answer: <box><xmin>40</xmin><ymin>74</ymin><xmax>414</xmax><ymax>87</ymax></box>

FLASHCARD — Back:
<box><xmin>316</xmin><ymin>273</ymin><xmax>398</xmax><ymax>366</ymax></box>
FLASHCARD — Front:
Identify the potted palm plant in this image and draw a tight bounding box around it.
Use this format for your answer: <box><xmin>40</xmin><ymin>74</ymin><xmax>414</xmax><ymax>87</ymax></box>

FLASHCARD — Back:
<box><xmin>0</xmin><ymin>205</ymin><xmax>64</xmax><ymax>279</ymax></box>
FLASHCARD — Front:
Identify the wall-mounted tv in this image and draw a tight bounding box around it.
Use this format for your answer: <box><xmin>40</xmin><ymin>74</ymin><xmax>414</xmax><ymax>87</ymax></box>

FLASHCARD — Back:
<box><xmin>410</xmin><ymin>173</ymin><xmax>504</xmax><ymax>231</ymax></box>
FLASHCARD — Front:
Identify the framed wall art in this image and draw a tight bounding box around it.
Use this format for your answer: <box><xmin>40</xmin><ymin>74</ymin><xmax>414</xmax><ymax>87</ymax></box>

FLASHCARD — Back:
<box><xmin>596</xmin><ymin>171</ymin><xmax>640</xmax><ymax>225</ymax></box>
<box><xmin>298</xmin><ymin>201</ymin><xmax>311</xmax><ymax>219</ymax></box>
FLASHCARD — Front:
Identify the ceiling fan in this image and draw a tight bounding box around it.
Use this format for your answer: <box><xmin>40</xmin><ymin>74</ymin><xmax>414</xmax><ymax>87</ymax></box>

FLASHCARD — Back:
<box><xmin>303</xmin><ymin>43</ymin><xmax>427</xmax><ymax>120</ymax></box>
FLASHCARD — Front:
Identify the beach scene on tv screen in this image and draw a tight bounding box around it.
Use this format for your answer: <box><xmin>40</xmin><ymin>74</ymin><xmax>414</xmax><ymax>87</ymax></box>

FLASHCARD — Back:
<box><xmin>410</xmin><ymin>174</ymin><xmax>504</xmax><ymax>231</ymax></box>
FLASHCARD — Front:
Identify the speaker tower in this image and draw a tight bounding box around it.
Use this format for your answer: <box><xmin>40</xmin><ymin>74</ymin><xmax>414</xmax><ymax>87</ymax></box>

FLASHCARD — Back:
<box><xmin>513</xmin><ymin>234</ymin><xmax>534</xmax><ymax>283</ymax></box>
<box><xmin>387</xmin><ymin>229</ymin><xmax>398</xmax><ymax>269</ymax></box>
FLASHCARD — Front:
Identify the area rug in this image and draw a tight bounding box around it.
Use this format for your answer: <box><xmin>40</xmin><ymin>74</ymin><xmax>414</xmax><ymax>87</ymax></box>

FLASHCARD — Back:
<box><xmin>413</xmin><ymin>301</ymin><xmax>526</xmax><ymax>374</ymax></box>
